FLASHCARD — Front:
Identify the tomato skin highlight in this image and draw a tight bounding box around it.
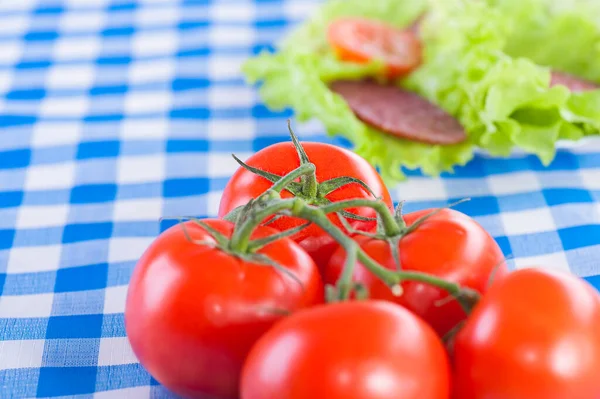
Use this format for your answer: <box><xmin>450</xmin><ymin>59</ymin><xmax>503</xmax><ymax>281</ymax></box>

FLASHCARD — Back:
<box><xmin>241</xmin><ymin>301</ymin><xmax>451</xmax><ymax>399</ymax></box>
<box><xmin>218</xmin><ymin>141</ymin><xmax>392</xmax><ymax>269</ymax></box>
<box><xmin>453</xmin><ymin>268</ymin><xmax>600</xmax><ymax>399</ymax></box>
<box><xmin>125</xmin><ymin>219</ymin><xmax>323</xmax><ymax>399</ymax></box>
<box><xmin>325</xmin><ymin>208</ymin><xmax>508</xmax><ymax>337</ymax></box>
<box><xmin>327</xmin><ymin>18</ymin><xmax>422</xmax><ymax>78</ymax></box>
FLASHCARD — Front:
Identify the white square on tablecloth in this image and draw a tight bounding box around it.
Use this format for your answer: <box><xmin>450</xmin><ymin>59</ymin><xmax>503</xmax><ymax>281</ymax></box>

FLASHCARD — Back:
<box><xmin>113</xmin><ymin>198</ymin><xmax>163</xmax><ymax>221</ymax></box>
<box><xmin>16</xmin><ymin>205</ymin><xmax>69</xmax><ymax>229</ymax></box>
<box><xmin>0</xmin><ymin>15</ymin><xmax>29</xmax><ymax>36</ymax></box>
<box><xmin>46</xmin><ymin>64</ymin><xmax>96</xmax><ymax>90</ymax></box>
<box><xmin>0</xmin><ymin>0</ymin><xmax>36</xmax><ymax>12</ymax></box>
<box><xmin>284</xmin><ymin>1</ymin><xmax>318</xmax><ymax>20</ymax></box>
<box><xmin>0</xmin><ymin>71</ymin><xmax>12</xmax><ymax>94</ymax></box>
<box><xmin>132</xmin><ymin>31</ymin><xmax>177</xmax><ymax>57</ymax></box>
<box><xmin>208</xmin><ymin>87</ymin><xmax>254</xmax><ymax>108</ymax></box>
<box><xmin>124</xmin><ymin>91</ymin><xmax>172</xmax><ymax>115</ymax></box>
<box><xmin>207</xmin><ymin>119</ymin><xmax>253</xmax><ymax>140</ymax></box>
<box><xmin>64</xmin><ymin>0</ymin><xmax>110</xmax><ymax>7</ymax></box>
<box><xmin>54</xmin><ymin>37</ymin><xmax>101</xmax><ymax>61</ymax></box>
<box><xmin>0</xmin><ymin>340</ymin><xmax>45</xmax><ymax>369</ymax></box>
<box><xmin>97</xmin><ymin>337</ymin><xmax>139</xmax><ymax>366</ymax></box>
<box><xmin>120</xmin><ymin>118</ymin><xmax>169</xmax><ymax>139</ymax></box>
<box><xmin>7</xmin><ymin>245</ymin><xmax>63</xmax><ymax>274</ymax></box>
<box><xmin>209</xmin><ymin>26</ymin><xmax>254</xmax><ymax>47</ymax></box>
<box><xmin>207</xmin><ymin>190</ymin><xmax>223</xmax><ymax>217</ymax></box>
<box><xmin>514</xmin><ymin>252</ymin><xmax>571</xmax><ymax>273</ymax></box>
<box><xmin>108</xmin><ymin>237</ymin><xmax>154</xmax><ymax>263</ymax></box>
<box><xmin>394</xmin><ymin>177</ymin><xmax>448</xmax><ymax>202</ymax></box>
<box><xmin>103</xmin><ymin>285</ymin><xmax>129</xmax><ymax>314</ymax></box>
<box><xmin>211</xmin><ymin>3</ymin><xmax>254</xmax><ymax>21</ymax></box>
<box><xmin>32</xmin><ymin>122</ymin><xmax>82</xmax><ymax>147</ymax></box>
<box><xmin>207</xmin><ymin>55</ymin><xmax>245</xmax><ymax>80</ymax></box>
<box><xmin>501</xmin><ymin>207</ymin><xmax>556</xmax><ymax>235</ymax></box>
<box><xmin>488</xmin><ymin>171</ymin><xmax>542</xmax><ymax>195</ymax></box>
<box><xmin>25</xmin><ymin>163</ymin><xmax>76</xmax><ymax>190</ymax></box>
<box><xmin>0</xmin><ymin>42</ymin><xmax>23</xmax><ymax>65</ymax></box>
<box><xmin>60</xmin><ymin>10</ymin><xmax>106</xmax><ymax>32</ymax></box>
<box><xmin>128</xmin><ymin>58</ymin><xmax>175</xmax><ymax>84</ymax></box>
<box><xmin>0</xmin><ymin>293</ymin><xmax>54</xmax><ymax>318</ymax></box>
<box><xmin>208</xmin><ymin>153</ymin><xmax>250</xmax><ymax>178</ymax></box>
<box><xmin>94</xmin><ymin>387</ymin><xmax>152</xmax><ymax>399</ymax></box>
<box><xmin>40</xmin><ymin>96</ymin><xmax>90</xmax><ymax>118</ymax></box>
<box><xmin>135</xmin><ymin>5</ymin><xmax>179</xmax><ymax>26</ymax></box>
<box><xmin>116</xmin><ymin>154</ymin><xmax>166</xmax><ymax>183</ymax></box>
<box><xmin>580</xmin><ymin>169</ymin><xmax>600</xmax><ymax>190</ymax></box>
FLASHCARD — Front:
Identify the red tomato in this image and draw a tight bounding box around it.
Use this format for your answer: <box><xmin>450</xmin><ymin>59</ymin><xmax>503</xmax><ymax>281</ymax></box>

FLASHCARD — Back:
<box><xmin>453</xmin><ymin>268</ymin><xmax>600</xmax><ymax>399</ymax></box>
<box><xmin>241</xmin><ymin>301</ymin><xmax>450</xmax><ymax>399</ymax></box>
<box><xmin>218</xmin><ymin>141</ymin><xmax>392</xmax><ymax>269</ymax></box>
<box><xmin>325</xmin><ymin>208</ymin><xmax>508</xmax><ymax>337</ymax></box>
<box><xmin>327</xmin><ymin>18</ymin><xmax>422</xmax><ymax>78</ymax></box>
<box><xmin>125</xmin><ymin>219</ymin><xmax>323</xmax><ymax>399</ymax></box>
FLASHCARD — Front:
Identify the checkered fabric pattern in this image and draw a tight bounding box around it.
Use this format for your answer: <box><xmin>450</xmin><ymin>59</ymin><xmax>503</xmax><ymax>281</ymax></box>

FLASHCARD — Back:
<box><xmin>1</xmin><ymin>0</ymin><xmax>600</xmax><ymax>397</ymax></box>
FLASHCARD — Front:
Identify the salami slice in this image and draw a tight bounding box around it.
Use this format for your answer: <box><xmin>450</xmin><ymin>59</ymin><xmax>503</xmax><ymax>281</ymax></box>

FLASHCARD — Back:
<box><xmin>550</xmin><ymin>71</ymin><xmax>599</xmax><ymax>92</ymax></box>
<box><xmin>330</xmin><ymin>80</ymin><xmax>466</xmax><ymax>145</ymax></box>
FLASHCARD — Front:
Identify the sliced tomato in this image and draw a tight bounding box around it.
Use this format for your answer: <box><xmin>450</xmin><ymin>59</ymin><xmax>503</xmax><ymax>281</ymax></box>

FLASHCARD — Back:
<box><xmin>327</xmin><ymin>18</ymin><xmax>422</xmax><ymax>78</ymax></box>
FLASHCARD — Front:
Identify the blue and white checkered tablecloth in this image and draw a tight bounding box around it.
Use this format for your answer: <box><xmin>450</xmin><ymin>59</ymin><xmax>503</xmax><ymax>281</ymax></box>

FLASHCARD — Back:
<box><xmin>1</xmin><ymin>0</ymin><xmax>600</xmax><ymax>397</ymax></box>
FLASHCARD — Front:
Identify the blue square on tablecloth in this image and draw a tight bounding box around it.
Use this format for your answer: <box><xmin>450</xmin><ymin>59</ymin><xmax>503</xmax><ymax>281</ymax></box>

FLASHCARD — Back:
<box><xmin>24</xmin><ymin>31</ymin><xmax>59</xmax><ymax>41</ymax></box>
<box><xmin>37</xmin><ymin>367</ymin><xmax>97</xmax><ymax>397</ymax></box>
<box><xmin>449</xmin><ymin>195</ymin><xmax>500</xmax><ymax>217</ymax></box>
<box><xmin>0</xmin><ymin>229</ymin><xmax>15</xmax><ymax>250</ymax></box>
<box><xmin>77</xmin><ymin>141</ymin><xmax>121</xmax><ymax>160</ymax></box>
<box><xmin>54</xmin><ymin>263</ymin><xmax>109</xmax><ymax>292</ymax></box>
<box><xmin>0</xmin><ymin>191</ymin><xmax>23</xmax><ymax>208</ymax></box>
<box><xmin>494</xmin><ymin>236</ymin><xmax>513</xmax><ymax>258</ymax></box>
<box><xmin>5</xmin><ymin>88</ymin><xmax>47</xmax><ymax>100</ymax></box>
<box><xmin>163</xmin><ymin>177</ymin><xmax>210</xmax><ymax>197</ymax></box>
<box><xmin>543</xmin><ymin>188</ymin><xmax>594</xmax><ymax>206</ymax></box>
<box><xmin>0</xmin><ymin>149</ymin><xmax>31</xmax><ymax>169</ymax></box>
<box><xmin>559</xmin><ymin>225</ymin><xmax>600</xmax><ymax>251</ymax></box>
<box><xmin>70</xmin><ymin>184</ymin><xmax>118</xmax><ymax>204</ymax></box>
<box><xmin>46</xmin><ymin>314</ymin><xmax>103</xmax><ymax>339</ymax></box>
<box><xmin>0</xmin><ymin>115</ymin><xmax>37</xmax><ymax>128</ymax></box>
<box><xmin>62</xmin><ymin>222</ymin><xmax>113</xmax><ymax>243</ymax></box>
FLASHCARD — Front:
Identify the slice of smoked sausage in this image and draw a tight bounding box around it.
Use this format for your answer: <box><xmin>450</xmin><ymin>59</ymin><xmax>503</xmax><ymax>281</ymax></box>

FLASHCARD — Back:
<box><xmin>330</xmin><ymin>80</ymin><xmax>466</xmax><ymax>145</ymax></box>
<box><xmin>550</xmin><ymin>71</ymin><xmax>599</xmax><ymax>92</ymax></box>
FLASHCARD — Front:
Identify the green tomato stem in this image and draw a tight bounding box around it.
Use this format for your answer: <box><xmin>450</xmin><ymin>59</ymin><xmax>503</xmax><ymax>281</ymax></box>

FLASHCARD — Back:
<box><xmin>229</xmin><ymin>193</ymin><xmax>476</xmax><ymax>309</ymax></box>
<box><xmin>301</xmin><ymin>172</ymin><xmax>319</xmax><ymax>198</ymax></box>
<box><xmin>319</xmin><ymin>199</ymin><xmax>402</xmax><ymax>237</ymax></box>
<box><xmin>271</xmin><ymin>163</ymin><xmax>316</xmax><ymax>194</ymax></box>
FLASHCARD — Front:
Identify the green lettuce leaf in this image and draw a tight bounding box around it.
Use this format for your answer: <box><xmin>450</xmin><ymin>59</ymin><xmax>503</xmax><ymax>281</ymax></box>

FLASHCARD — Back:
<box><xmin>243</xmin><ymin>0</ymin><xmax>600</xmax><ymax>184</ymax></box>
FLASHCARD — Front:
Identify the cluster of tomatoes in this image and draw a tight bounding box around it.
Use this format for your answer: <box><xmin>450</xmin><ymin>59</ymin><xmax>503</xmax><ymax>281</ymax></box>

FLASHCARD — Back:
<box><xmin>124</xmin><ymin>129</ymin><xmax>600</xmax><ymax>399</ymax></box>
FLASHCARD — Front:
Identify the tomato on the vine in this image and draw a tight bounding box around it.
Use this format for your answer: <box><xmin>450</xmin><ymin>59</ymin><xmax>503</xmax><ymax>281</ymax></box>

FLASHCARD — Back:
<box><xmin>125</xmin><ymin>219</ymin><xmax>323</xmax><ymax>399</ymax></box>
<box><xmin>452</xmin><ymin>268</ymin><xmax>600</xmax><ymax>399</ymax></box>
<box><xmin>218</xmin><ymin>140</ymin><xmax>392</xmax><ymax>269</ymax></box>
<box><xmin>325</xmin><ymin>208</ymin><xmax>507</xmax><ymax>336</ymax></box>
<box><xmin>241</xmin><ymin>300</ymin><xmax>450</xmax><ymax>399</ymax></box>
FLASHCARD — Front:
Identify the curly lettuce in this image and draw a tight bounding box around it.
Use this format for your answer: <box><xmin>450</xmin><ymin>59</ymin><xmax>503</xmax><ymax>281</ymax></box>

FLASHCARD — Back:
<box><xmin>243</xmin><ymin>0</ymin><xmax>600</xmax><ymax>183</ymax></box>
